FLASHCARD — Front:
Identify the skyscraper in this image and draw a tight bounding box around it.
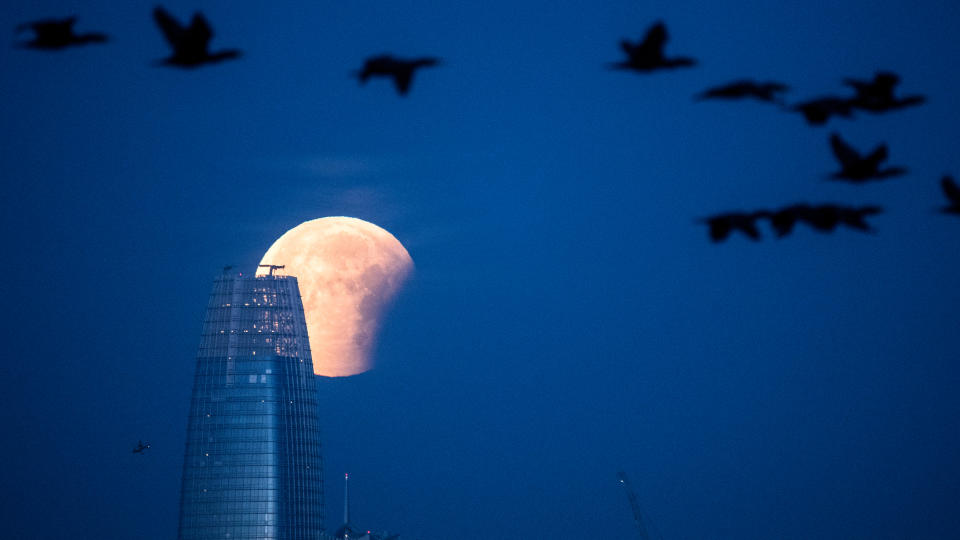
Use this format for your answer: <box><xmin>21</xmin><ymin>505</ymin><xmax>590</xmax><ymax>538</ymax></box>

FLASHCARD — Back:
<box><xmin>177</xmin><ymin>266</ymin><xmax>325</xmax><ymax>540</ymax></box>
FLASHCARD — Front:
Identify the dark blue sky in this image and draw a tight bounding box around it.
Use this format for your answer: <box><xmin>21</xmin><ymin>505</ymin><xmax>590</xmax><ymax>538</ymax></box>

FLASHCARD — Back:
<box><xmin>2</xmin><ymin>1</ymin><xmax>959</xmax><ymax>538</ymax></box>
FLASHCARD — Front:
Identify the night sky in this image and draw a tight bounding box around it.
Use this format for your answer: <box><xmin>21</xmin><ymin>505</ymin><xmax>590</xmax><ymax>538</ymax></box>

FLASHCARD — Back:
<box><xmin>2</xmin><ymin>1</ymin><xmax>959</xmax><ymax>539</ymax></box>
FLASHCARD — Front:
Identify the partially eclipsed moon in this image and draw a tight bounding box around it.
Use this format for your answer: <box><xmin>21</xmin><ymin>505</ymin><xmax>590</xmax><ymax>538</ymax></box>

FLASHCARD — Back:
<box><xmin>256</xmin><ymin>217</ymin><xmax>413</xmax><ymax>377</ymax></box>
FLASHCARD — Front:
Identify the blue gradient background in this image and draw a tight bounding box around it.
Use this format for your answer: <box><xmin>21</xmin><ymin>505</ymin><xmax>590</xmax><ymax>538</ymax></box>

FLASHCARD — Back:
<box><xmin>1</xmin><ymin>1</ymin><xmax>958</xmax><ymax>538</ymax></box>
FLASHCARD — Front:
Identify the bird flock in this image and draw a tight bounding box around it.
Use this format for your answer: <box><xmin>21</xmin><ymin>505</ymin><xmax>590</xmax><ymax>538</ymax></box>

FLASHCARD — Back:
<box><xmin>14</xmin><ymin>10</ymin><xmax>958</xmax><ymax>243</ymax></box>
<box><xmin>14</xmin><ymin>8</ymin><xmax>441</xmax><ymax>95</ymax></box>
<box><xmin>604</xmin><ymin>21</ymin><xmax>951</xmax><ymax>243</ymax></box>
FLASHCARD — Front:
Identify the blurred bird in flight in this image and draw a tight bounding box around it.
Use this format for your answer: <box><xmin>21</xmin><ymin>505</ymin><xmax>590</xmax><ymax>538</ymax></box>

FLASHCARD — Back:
<box><xmin>152</xmin><ymin>6</ymin><xmax>241</xmax><ymax>68</ymax></box>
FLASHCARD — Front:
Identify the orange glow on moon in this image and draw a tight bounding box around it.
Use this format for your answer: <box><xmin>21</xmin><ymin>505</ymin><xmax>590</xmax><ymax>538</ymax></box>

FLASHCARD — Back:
<box><xmin>256</xmin><ymin>217</ymin><xmax>413</xmax><ymax>377</ymax></box>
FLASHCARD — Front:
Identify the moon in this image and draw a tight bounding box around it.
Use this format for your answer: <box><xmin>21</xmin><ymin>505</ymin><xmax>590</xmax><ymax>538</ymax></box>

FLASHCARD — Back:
<box><xmin>256</xmin><ymin>217</ymin><xmax>413</xmax><ymax>377</ymax></box>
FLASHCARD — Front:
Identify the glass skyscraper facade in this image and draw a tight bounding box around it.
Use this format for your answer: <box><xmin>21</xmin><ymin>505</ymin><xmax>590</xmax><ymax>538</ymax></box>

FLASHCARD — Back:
<box><xmin>177</xmin><ymin>268</ymin><xmax>325</xmax><ymax>540</ymax></box>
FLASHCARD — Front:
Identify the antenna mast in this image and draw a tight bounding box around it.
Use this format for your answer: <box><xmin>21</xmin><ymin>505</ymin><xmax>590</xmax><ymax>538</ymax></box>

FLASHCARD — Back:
<box><xmin>344</xmin><ymin>473</ymin><xmax>350</xmax><ymax>526</ymax></box>
<box><xmin>618</xmin><ymin>471</ymin><xmax>652</xmax><ymax>540</ymax></box>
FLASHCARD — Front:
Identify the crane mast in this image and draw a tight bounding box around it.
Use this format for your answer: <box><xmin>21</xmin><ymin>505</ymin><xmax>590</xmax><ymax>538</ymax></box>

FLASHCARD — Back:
<box><xmin>617</xmin><ymin>471</ymin><xmax>652</xmax><ymax>540</ymax></box>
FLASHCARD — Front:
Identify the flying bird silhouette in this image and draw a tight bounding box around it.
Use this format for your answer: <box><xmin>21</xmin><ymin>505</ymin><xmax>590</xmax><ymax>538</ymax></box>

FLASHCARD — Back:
<box><xmin>940</xmin><ymin>176</ymin><xmax>960</xmax><ymax>215</ymax></box>
<box><xmin>15</xmin><ymin>16</ymin><xmax>107</xmax><ymax>50</ymax></box>
<box><xmin>790</xmin><ymin>96</ymin><xmax>855</xmax><ymax>125</ymax></box>
<box><xmin>834</xmin><ymin>205</ymin><xmax>883</xmax><ymax>232</ymax></box>
<box><xmin>699</xmin><ymin>211</ymin><xmax>768</xmax><ymax>242</ymax></box>
<box><xmin>770</xmin><ymin>204</ymin><xmax>882</xmax><ymax>235</ymax></box>
<box><xmin>829</xmin><ymin>133</ymin><xmax>906</xmax><ymax>182</ymax></box>
<box><xmin>768</xmin><ymin>204</ymin><xmax>810</xmax><ymax>237</ymax></box>
<box><xmin>354</xmin><ymin>55</ymin><xmax>440</xmax><ymax>95</ymax></box>
<box><xmin>610</xmin><ymin>21</ymin><xmax>696</xmax><ymax>73</ymax></box>
<box><xmin>804</xmin><ymin>204</ymin><xmax>882</xmax><ymax>233</ymax></box>
<box><xmin>696</xmin><ymin>80</ymin><xmax>788</xmax><ymax>103</ymax></box>
<box><xmin>845</xmin><ymin>71</ymin><xmax>926</xmax><ymax>113</ymax></box>
<box><xmin>132</xmin><ymin>440</ymin><xmax>151</xmax><ymax>454</ymax></box>
<box><xmin>152</xmin><ymin>6</ymin><xmax>240</xmax><ymax>68</ymax></box>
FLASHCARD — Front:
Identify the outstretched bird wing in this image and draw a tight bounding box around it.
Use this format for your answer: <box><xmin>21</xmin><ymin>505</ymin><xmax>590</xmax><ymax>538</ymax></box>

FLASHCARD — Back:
<box><xmin>697</xmin><ymin>80</ymin><xmax>783</xmax><ymax>100</ymax></box>
<box><xmin>770</xmin><ymin>206</ymin><xmax>804</xmax><ymax>237</ymax></box>
<box><xmin>845</xmin><ymin>72</ymin><xmax>900</xmax><ymax>101</ymax></box>
<box><xmin>942</xmin><ymin>176</ymin><xmax>960</xmax><ymax>204</ymax></box>
<box><xmin>186</xmin><ymin>12</ymin><xmax>214</xmax><ymax>51</ymax></box>
<box><xmin>696</xmin><ymin>81</ymin><xmax>743</xmax><ymax>99</ymax></box>
<box><xmin>415</xmin><ymin>57</ymin><xmax>440</xmax><ymax>69</ymax></box>
<box><xmin>864</xmin><ymin>143</ymin><xmax>888</xmax><ymax>166</ymax></box>
<box><xmin>842</xmin><ymin>76</ymin><xmax>871</xmax><ymax>94</ymax></box>
<box><xmin>636</xmin><ymin>22</ymin><xmax>668</xmax><ymax>60</ymax></box>
<box><xmin>17</xmin><ymin>16</ymin><xmax>75</xmax><ymax>39</ymax></box>
<box><xmin>707</xmin><ymin>220</ymin><xmax>732</xmax><ymax>242</ymax></box>
<box><xmin>392</xmin><ymin>70</ymin><xmax>414</xmax><ymax>95</ymax></box>
<box><xmin>830</xmin><ymin>133</ymin><xmax>861</xmax><ymax>166</ymax></box>
<box><xmin>701</xmin><ymin>213</ymin><xmax>763</xmax><ymax>242</ymax></box>
<box><xmin>872</xmin><ymin>72</ymin><xmax>900</xmax><ymax>94</ymax></box>
<box><xmin>153</xmin><ymin>7</ymin><xmax>185</xmax><ymax>48</ymax></box>
<box><xmin>739</xmin><ymin>220</ymin><xmax>762</xmax><ymax>240</ymax></box>
<box><xmin>840</xmin><ymin>206</ymin><xmax>883</xmax><ymax>231</ymax></box>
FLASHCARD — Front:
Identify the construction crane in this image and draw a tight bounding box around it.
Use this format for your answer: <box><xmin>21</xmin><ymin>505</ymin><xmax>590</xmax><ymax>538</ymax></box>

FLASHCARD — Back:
<box><xmin>617</xmin><ymin>471</ymin><xmax>657</xmax><ymax>540</ymax></box>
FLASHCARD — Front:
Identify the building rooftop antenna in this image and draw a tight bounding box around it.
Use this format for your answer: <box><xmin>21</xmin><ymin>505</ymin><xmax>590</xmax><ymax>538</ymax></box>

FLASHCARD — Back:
<box><xmin>257</xmin><ymin>264</ymin><xmax>285</xmax><ymax>276</ymax></box>
<box><xmin>334</xmin><ymin>473</ymin><xmax>358</xmax><ymax>539</ymax></box>
<box><xmin>344</xmin><ymin>473</ymin><xmax>350</xmax><ymax>527</ymax></box>
<box><xmin>618</xmin><ymin>470</ymin><xmax>659</xmax><ymax>540</ymax></box>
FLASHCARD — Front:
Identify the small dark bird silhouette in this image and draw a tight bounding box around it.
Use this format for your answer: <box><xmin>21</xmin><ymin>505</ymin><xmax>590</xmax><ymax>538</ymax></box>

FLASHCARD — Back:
<box><xmin>829</xmin><ymin>133</ymin><xmax>906</xmax><ymax>182</ymax></box>
<box><xmin>791</xmin><ymin>96</ymin><xmax>855</xmax><ymax>125</ymax></box>
<box><xmin>152</xmin><ymin>6</ymin><xmax>240</xmax><ymax>68</ymax></box>
<box><xmin>845</xmin><ymin>71</ymin><xmax>926</xmax><ymax>113</ymax></box>
<box><xmin>15</xmin><ymin>16</ymin><xmax>107</xmax><ymax>50</ymax></box>
<box><xmin>699</xmin><ymin>211</ymin><xmax>768</xmax><ymax>242</ymax></box>
<box><xmin>354</xmin><ymin>55</ymin><xmax>440</xmax><ymax>95</ymax></box>
<box><xmin>610</xmin><ymin>21</ymin><xmax>696</xmax><ymax>73</ymax></box>
<box><xmin>768</xmin><ymin>204</ymin><xmax>810</xmax><ymax>237</ymax></box>
<box><xmin>770</xmin><ymin>204</ymin><xmax>882</xmax><ymax>235</ymax></box>
<box><xmin>804</xmin><ymin>204</ymin><xmax>882</xmax><ymax>232</ymax></box>
<box><xmin>940</xmin><ymin>176</ymin><xmax>960</xmax><ymax>215</ymax></box>
<box><xmin>696</xmin><ymin>80</ymin><xmax>788</xmax><ymax>103</ymax></box>
<box><xmin>132</xmin><ymin>440</ymin><xmax>151</xmax><ymax>454</ymax></box>
<box><xmin>834</xmin><ymin>205</ymin><xmax>883</xmax><ymax>232</ymax></box>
